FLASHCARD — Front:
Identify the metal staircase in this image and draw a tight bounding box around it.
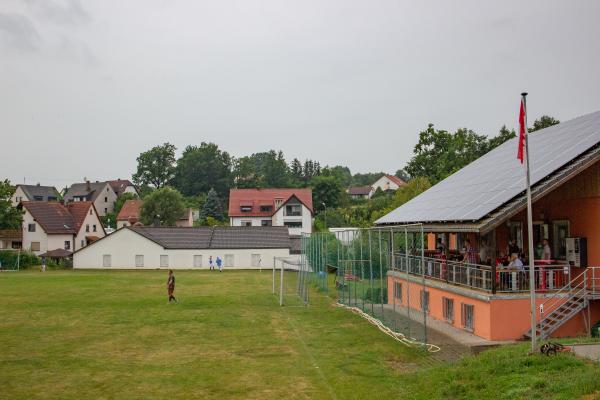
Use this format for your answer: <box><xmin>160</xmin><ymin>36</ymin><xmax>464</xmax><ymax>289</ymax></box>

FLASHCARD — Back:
<box><xmin>524</xmin><ymin>267</ymin><xmax>600</xmax><ymax>340</ymax></box>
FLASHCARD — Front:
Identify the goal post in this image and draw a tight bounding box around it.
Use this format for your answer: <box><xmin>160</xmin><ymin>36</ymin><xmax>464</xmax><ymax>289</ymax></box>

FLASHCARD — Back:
<box><xmin>273</xmin><ymin>257</ymin><xmax>309</xmax><ymax>306</ymax></box>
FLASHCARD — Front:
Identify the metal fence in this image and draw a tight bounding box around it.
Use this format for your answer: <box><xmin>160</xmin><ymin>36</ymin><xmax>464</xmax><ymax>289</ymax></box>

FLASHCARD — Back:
<box><xmin>301</xmin><ymin>225</ymin><xmax>432</xmax><ymax>345</ymax></box>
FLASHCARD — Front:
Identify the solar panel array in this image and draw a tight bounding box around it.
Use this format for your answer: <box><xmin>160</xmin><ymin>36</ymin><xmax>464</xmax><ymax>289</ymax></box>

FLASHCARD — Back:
<box><xmin>375</xmin><ymin>110</ymin><xmax>600</xmax><ymax>225</ymax></box>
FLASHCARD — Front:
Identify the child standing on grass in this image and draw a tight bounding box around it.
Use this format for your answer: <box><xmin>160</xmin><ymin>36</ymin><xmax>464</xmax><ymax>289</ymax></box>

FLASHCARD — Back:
<box><xmin>216</xmin><ymin>256</ymin><xmax>222</xmax><ymax>272</ymax></box>
<box><xmin>209</xmin><ymin>255</ymin><xmax>214</xmax><ymax>271</ymax></box>
<box><xmin>41</xmin><ymin>256</ymin><xmax>46</xmax><ymax>272</ymax></box>
<box><xmin>167</xmin><ymin>270</ymin><xmax>178</xmax><ymax>303</ymax></box>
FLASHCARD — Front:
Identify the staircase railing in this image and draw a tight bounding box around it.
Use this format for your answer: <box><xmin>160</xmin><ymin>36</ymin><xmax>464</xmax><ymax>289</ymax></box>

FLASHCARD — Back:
<box><xmin>537</xmin><ymin>268</ymin><xmax>588</xmax><ymax>326</ymax></box>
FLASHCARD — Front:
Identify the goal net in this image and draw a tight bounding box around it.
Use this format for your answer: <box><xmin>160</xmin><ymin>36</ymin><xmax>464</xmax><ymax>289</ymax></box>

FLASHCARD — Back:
<box><xmin>272</xmin><ymin>257</ymin><xmax>309</xmax><ymax>306</ymax></box>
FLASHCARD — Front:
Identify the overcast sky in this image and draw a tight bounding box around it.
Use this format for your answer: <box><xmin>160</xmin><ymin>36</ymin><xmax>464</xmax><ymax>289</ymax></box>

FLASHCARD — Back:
<box><xmin>1</xmin><ymin>0</ymin><xmax>599</xmax><ymax>188</ymax></box>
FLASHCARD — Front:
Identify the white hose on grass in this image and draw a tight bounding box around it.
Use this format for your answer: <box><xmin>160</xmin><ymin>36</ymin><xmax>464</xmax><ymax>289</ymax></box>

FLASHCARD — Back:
<box><xmin>335</xmin><ymin>302</ymin><xmax>441</xmax><ymax>353</ymax></box>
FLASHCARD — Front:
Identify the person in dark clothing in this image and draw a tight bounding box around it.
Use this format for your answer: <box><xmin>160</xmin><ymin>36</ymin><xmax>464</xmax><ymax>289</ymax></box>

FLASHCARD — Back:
<box><xmin>167</xmin><ymin>270</ymin><xmax>178</xmax><ymax>303</ymax></box>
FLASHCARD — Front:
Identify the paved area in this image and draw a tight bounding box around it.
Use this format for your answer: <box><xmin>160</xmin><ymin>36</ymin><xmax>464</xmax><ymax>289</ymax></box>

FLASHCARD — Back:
<box><xmin>572</xmin><ymin>343</ymin><xmax>600</xmax><ymax>362</ymax></box>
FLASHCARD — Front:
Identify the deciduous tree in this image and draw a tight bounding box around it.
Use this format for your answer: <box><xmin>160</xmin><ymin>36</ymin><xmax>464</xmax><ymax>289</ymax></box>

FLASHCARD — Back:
<box><xmin>132</xmin><ymin>143</ymin><xmax>176</xmax><ymax>189</ymax></box>
<box><xmin>140</xmin><ymin>187</ymin><xmax>185</xmax><ymax>226</ymax></box>
<box><xmin>0</xmin><ymin>180</ymin><xmax>23</xmax><ymax>229</ymax></box>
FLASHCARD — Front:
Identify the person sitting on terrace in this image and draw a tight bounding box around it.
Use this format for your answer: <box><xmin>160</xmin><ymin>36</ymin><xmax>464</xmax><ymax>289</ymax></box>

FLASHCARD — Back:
<box><xmin>462</xmin><ymin>239</ymin><xmax>478</xmax><ymax>265</ymax></box>
<box><xmin>508</xmin><ymin>253</ymin><xmax>524</xmax><ymax>270</ymax></box>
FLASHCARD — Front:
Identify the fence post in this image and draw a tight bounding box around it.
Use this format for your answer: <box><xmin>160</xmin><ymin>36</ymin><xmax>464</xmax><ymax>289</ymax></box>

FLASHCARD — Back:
<box><xmin>279</xmin><ymin>260</ymin><xmax>284</xmax><ymax>306</ymax></box>
<box><xmin>491</xmin><ymin>262</ymin><xmax>497</xmax><ymax>294</ymax></box>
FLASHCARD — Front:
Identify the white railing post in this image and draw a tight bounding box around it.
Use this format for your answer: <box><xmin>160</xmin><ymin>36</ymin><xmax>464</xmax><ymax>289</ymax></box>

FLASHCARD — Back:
<box><xmin>466</xmin><ymin>267</ymin><xmax>471</xmax><ymax>287</ymax></box>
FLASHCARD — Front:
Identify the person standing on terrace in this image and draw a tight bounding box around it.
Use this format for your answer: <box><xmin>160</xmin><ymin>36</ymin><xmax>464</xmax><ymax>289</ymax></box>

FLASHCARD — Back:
<box><xmin>542</xmin><ymin>239</ymin><xmax>552</xmax><ymax>261</ymax></box>
<box><xmin>462</xmin><ymin>239</ymin><xmax>478</xmax><ymax>265</ymax></box>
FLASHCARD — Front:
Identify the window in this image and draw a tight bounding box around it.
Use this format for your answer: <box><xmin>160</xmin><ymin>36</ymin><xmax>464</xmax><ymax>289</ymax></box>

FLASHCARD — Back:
<box><xmin>104</xmin><ymin>208</ymin><xmax>107</xmax><ymax>214</ymax></box>
<box><xmin>81</xmin><ymin>240</ymin><xmax>84</xmax><ymax>248</ymax></box>
<box><xmin>15</xmin><ymin>196</ymin><xmax>22</xmax><ymax>202</ymax></box>
<box><xmin>64</xmin><ymin>241</ymin><xmax>70</xmax><ymax>250</ymax></box>
<box><xmin>12</xmin><ymin>241</ymin><xmax>22</xmax><ymax>249</ymax></box>
<box><xmin>261</xmin><ymin>220</ymin><xmax>272</xmax><ymax>226</ymax></box>
<box><xmin>93</xmin><ymin>225</ymin><xmax>97</xmax><ymax>232</ymax></box>
<box><xmin>89</xmin><ymin>209</ymin><xmax>93</xmax><ymax>215</ymax></box>
<box><xmin>242</xmin><ymin>221</ymin><xmax>252</xmax><ymax>227</ymax></box>
<box><xmin>240</xmin><ymin>205</ymin><xmax>252</xmax><ymax>212</ymax></box>
<box><xmin>33</xmin><ymin>195</ymin><xmax>44</xmax><ymax>201</ymax></box>
<box><xmin>260</xmin><ymin>205</ymin><xmax>273</xmax><ymax>212</ymax></box>
<box><xmin>420</xmin><ymin>290</ymin><xmax>429</xmax><ymax>313</ymax></box>
<box><xmin>194</xmin><ymin>255</ymin><xmax>202</xmax><ymax>268</ymax></box>
<box><xmin>552</xmin><ymin>220</ymin><xmax>570</xmax><ymax>260</ymax></box>
<box><xmin>47</xmin><ymin>196</ymin><xmax>57</xmax><ymax>201</ymax></box>
<box><xmin>285</xmin><ymin>204</ymin><xmax>302</xmax><ymax>216</ymax></box>
<box><xmin>28</xmin><ymin>223</ymin><xmax>36</xmax><ymax>232</ymax></box>
<box><xmin>104</xmin><ymin>197</ymin><xmax>108</xmax><ymax>202</ymax></box>
<box><xmin>103</xmin><ymin>254</ymin><xmax>111</xmax><ymax>268</ymax></box>
<box><xmin>135</xmin><ymin>255</ymin><xmax>144</xmax><ymax>268</ymax></box>
<box><xmin>31</xmin><ymin>242</ymin><xmax>40</xmax><ymax>251</ymax></box>
<box><xmin>224</xmin><ymin>254</ymin><xmax>234</xmax><ymax>267</ymax></box>
<box><xmin>274</xmin><ymin>198</ymin><xmax>283</xmax><ymax>208</ymax></box>
<box><xmin>251</xmin><ymin>254</ymin><xmax>261</xmax><ymax>267</ymax></box>
<box><xmin>160</xmin><ymin>255</ymin><xmax>169</xmax><ymax>268</ymax></box>
<box><xmin>443</xmin><ymin>297</ymin><xmax>454</xmax><ymax>323</ymax></box>
<box><xmin>284</xmin><ymin>221</ymin><xmax>302</xmax><ymax>228</ymax></box>
<box><xmin>507</xmin><ymin>221</ymin><xmax>523</xmax><ymax>250</ymax></box>
<box><xmin>461</xmin><ymin>303</ymin><xmax>474</xmax><ymax>330</ymax></box>
<box><xmin>86</xmin><ymin>224</ymin><xmax>90</xmax><ymax>232</ymax></box>
<box><xmin>393</xmin><ymin>282</ymin><xmax>402</xmax><ymax>301</ymax></box>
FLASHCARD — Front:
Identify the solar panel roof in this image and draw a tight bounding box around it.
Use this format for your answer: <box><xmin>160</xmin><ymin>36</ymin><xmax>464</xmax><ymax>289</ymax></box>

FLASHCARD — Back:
<box><xmin>375</xmin><ymin>110</ymin><xmax>600</xmax><ymax>225</ymax></box>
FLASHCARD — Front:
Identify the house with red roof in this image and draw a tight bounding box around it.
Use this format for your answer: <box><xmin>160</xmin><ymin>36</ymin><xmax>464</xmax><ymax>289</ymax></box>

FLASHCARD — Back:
<box><xmin>228</xmin><ymin>188</ymin><xmax>314</xmax><ymax>236</ymax></box>
<box><xmin>370</xmin><ymin>174</ymin><xmax>406</xmax><ymax>196</ymax></box>
<box><xmin>20</xmin><ymin>201</ymin><xmax>105</xmax><ymax>256</ymax></box>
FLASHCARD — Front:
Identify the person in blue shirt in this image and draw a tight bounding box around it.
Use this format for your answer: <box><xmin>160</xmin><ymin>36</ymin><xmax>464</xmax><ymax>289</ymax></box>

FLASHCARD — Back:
<box><xmin>216</xmin><ymin>256</ymin><xmax>222</xmax><ymax>272</ymax></box>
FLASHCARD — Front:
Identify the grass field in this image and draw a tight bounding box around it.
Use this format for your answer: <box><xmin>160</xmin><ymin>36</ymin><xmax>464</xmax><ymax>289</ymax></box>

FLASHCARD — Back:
<box><xmin>1</xmin><ymin>270</ymin><xmax>600</xmax><ymax>400</ymax></box>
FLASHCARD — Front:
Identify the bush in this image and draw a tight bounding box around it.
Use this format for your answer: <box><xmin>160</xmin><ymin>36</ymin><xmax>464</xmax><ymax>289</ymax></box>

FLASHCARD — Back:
<box><xmin>0</xmin><ymin>250</ymin><xmax>40</xmax><ymax>270</ymax></box>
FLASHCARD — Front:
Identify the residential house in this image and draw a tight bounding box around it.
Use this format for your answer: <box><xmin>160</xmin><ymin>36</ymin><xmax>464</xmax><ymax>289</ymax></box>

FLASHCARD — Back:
<box><xmin>116</xmin><ymin>199</ymin><xmax>193</xmax><ymax>229</ymax></box>
<box><xmin>20</xmin><ymin>201</ymin><xmax>106</xmax><ymax>255</ymax></box>
<box><xmin>375</xmin><ymin>110</ymin><xmax>600</xmax><ymax>341</ymax></box>
<box><xmin>370</xmin><ymin>174</ymin><xmax>406</xmax><ymax>196</ymax></box>
<box><xmin>347</xmin><ymin>186</ymin><xmax>372</xmax><ymax>200</ymax></box>
<box><xmin>11</xmin><ymin>184</ymin><xmax>60</xmax><ymax>206</ymax></box>
<box><xmin>107</xmin><ymin>179</ymin><xmax>139</xmax><ymax>197</ymax></box>
<box><xmin>63</xmin><ymin>181</ymin><xmax>117</xmax><ymax>217</ymax></box>
<box><xmin>74</xmin><ymin>226</ymin><xmax>291</xmax><ymax>269</ymax></box>
<box><xmin>228</xmin><ymin>188</ymin><xmax>314</xmax><ymax>236</ymax></box>
<box><xmin>0</xmin><ymin>229</ymin><xmax>22</xmax><ymax>250</ymax></box>
<box><xmin>177</xmin><ymin>208</ymin><xmax>194</xmax><ymax>227</ymax></box>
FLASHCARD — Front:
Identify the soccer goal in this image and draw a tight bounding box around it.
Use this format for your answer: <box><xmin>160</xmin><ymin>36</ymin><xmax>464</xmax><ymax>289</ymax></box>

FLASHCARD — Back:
<box><xmin>0</xmin><ymin>249</ymin><xmax>22</xmax><ymax>272</ymax></box>
<box><xmin>272</xmin><ymin>257</ymin><xmax>309</xmax><ymax>306</ymax></box>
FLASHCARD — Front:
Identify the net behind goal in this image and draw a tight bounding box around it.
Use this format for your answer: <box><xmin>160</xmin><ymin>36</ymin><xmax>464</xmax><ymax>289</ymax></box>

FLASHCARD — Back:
<box><xmin>272</xmin><ymin>257</ymin><xmax>309</xmax><ymax>306</ymax></box>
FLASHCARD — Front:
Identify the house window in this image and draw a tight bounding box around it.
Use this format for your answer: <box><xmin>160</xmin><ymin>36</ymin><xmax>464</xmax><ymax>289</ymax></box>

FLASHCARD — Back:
<box><xmin>224</xmin><ymin>254</ymin><xmax>234</xmax><ymax>267</ymax></box>
<box><xmin>93</xmin><ymin>225</ymin><xmax>97</xmax><ymax>232</ymax></box>
<box><xmin>104</xmin><ymin>208</ymin><xmax>107</xmax><ymax>214</ymax></box>
<box><xmin>285</xmin><ymin>204</ymin><xmax>302</xmax><ymax>216</ymax></box>
<box><xmin>30</xmin><ymin>242</ymin><xmax>40</xmax><ymax>251</ymax></box>
<box><xmin>507</xmin><ymin>221</ymin><xmax>523</xmax><ymax>250</ymax></box>
<box><xmin>261</xmin><ymin>220</ymin><xmax>272</xmax><ymax>226</ymax></box>
<box><xmin>552</xmin><ymin>220</ymin><xmax>570</xmax><ymax>260</ymax></box>
<box><xmin>242</xmin><ymin>221</ymin><xmax>252</xmax><ymax>227</ymax></box>
<box><xmin>86</xmin><ymin>224</ymin><xmax>90</xmax><ymax>232</ymax></box>
<box><xmin>89</xmin><ymin>209</ymin><xmax>93</xmax><ymax>215</ymax></box>
<box><xmin>240</xmin><ymin>205</ymin><xmax>252</xmax><ymax>212</ymax></box>
<box><xmin>103</xmin><ymin>254</ymin><xmax>111</xmax><ymax>268</ymax></box>
<box><xmin>251</xmin><ymin>254</ymin><xmax>261</xmax><ymax>267</ymax></box>
<box><xmin>194</xmin><ymin>255</ymin><xmax>202</xmax><ymax>268</ymax></box>
<box><xmin>284</xmin><ymin>221</ymin><xmax>302</xmax><ymax>228</ymax></box>
<box><xmin>443</xmin><ymin>297</ymin><xmax>454</xmax><ymax>323</ymax></box>
<box><xmin>47</xmin><ymin>196</ymin><xmax>57</xmax><ymax>201</ymax></box>
<box><xmin>104</xmin><ymin>197</ymin><xmax>108</xmax><ymax>202</ymax></box>
<box><xmin>28</xmin><ymin>223</ymin><xmax>36</xmax><ymax>232</ymax></box>
<box><xmin>461</xmin><ymin>303</ymin><xmax>474</xmax><ymax>330</ymax></box>
<box><xmin>81</xmin><ymin>240</ymin><xmax>84</xmax><ymax>248</ymax></box>
<box><xmin>160</xmin><ymin>255</ymin><xmax>169</xmax><ymax>268</ymax></box>
<box><xmin>274</xmin><ymin>198</ymin><xmax>283</xmax><ymax>208</ymax></box>
<box><xmin>420</xmin><ymin>290</ymin><xmax>429</xmax><ymax>313</ymax></box>
<box><xmin>12</xmin><ymin>241</ymin><xmax>22</xmax><ymax>249</ymax></box>
<box><xmin>64</xmin><ymin>241</ymin><xmax>71</xmax><ymax>250</ymax></box>
<box><xmin>260</xmin><ymin>205</ymin><xmax>273</xmax><ymax>212</ymax></box>
<box><xmin>393</xmin><ymin>282</ymin><xmax>402</xmax><ymax>301</ymax></box>
<box><xmin>33</xmin><ymin>195</ymin><xmax>44</xmax><ymax>201</ymax></box>
<box><xmin>135</xmin><ymin>255</ymin><xmax>144</xmax><ymax>268</ymax></box>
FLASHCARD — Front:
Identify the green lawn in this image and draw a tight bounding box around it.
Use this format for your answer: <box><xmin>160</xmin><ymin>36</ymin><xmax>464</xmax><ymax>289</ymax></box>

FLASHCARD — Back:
<box><xmin>1</xmin><ymin>270</ymin><xmax>599</xmax><ymax>400</ymax></box>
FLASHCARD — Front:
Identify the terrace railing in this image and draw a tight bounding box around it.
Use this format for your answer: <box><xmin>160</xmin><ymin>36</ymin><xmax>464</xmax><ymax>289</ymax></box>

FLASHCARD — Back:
<box><xmin>392</xmin><ymin>254</ymin><xmax>572</xmax><ymax>294</ymax></box>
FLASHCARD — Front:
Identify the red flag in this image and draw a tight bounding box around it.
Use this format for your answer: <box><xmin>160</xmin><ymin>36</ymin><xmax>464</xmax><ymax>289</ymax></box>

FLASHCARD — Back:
<box><xmin>517</xmin><ymin>99</ymin><xmax>526</xmax><ymax>163</ymax></box>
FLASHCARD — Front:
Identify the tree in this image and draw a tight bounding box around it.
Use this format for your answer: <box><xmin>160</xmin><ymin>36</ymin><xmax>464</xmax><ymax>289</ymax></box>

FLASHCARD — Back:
<box><xmin>370</xmin><ymin>177</ymin><xmax>432</xmax><ymax>222</ymax></box>
<box><xmin>139</xmin><ymin>187</ymin><xmax>185</xmax><ymax>226</ymax></box>
<box><xmin>0</xmin><ymin>180</ymin><xmax>23</xmax><ymax>229</ymax></box>
<box><xmin>173</xmin><ymin>143</ymin><xmax>233</xmax><ymax>198</ymax></box>
<box><xmin>114</xmin><ymin>192</ymin><xmax>138</xmax><ymax>217</ymax></box>
<box><xmin>530</xmin><ymin>115</ymin><xmax>560</xmax><ymax>132</ymax></box>
<box><xmin>200</xmin><ymin>188</ymin><xmax>224</xmax><ymax>223</ymax></box>
<box><xmin>320</xmin><ymin>166</ymin><xmax>352</xmax><ymax>187</ymax></box>
<box><xmin>132</xmin><ymin>143</ymin><xmax>176</xmax><ymax>189</ymax></box>
<box><xmin>395</xmin><ymin>169</ymin><xmax>411</xmax><ymax>183</ymax></box>
<box><xmin>311</xmin><ymin>175</ymin><xmax>344</xmax><ymax>211</ymax></box>
<box><xmin>232</xmin><ymin>150</ymin><xmax>290</xmax><ymax>188</ymax></box>
<box><xmin>290</xmin><ymin>158</ymin><xmax>303</xmax><ymax>184</ymax></box>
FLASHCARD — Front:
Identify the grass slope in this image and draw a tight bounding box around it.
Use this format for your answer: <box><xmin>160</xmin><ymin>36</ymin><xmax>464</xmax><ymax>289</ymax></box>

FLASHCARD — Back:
<box><xmin>1</xmin><ymin>270</ymin><xmax>599</xmax><ymax>400</ymax></box>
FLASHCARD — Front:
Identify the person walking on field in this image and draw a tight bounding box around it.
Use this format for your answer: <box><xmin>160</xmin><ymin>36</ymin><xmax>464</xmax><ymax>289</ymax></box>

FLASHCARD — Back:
<box><xmin>216</xmin><ymin>256</ymin><xmax>222</xmax><ymax>272</ymax></box>
<box><xmin>41</xmin><ymin>256</ymin><xmax>46</xmax><ymax>272</ymax></box>
<box><xmin>209</xmin><ymin>255</ymin><xmax>214</xmax><ymax>271</ymax></box>
<box><xmin>167</xmin><ymin>270</ymin><xmax>178</xmax><ymax>303</ymax></box>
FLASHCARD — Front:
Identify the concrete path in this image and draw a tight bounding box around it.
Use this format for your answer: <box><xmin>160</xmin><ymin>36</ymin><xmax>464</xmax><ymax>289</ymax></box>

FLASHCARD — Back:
<box><xmin>572</xmin><ymin>343</ymin><xmax>600</xmax><ymax>362</ymax></box>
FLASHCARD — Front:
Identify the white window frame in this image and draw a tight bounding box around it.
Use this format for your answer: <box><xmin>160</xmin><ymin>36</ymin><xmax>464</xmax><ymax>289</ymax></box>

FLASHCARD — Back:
<box><xmin>251</xmin><ymin>254</ymin><xmax>261</xmax><ymax>267</ymax></box>
<box><xmin>103</xmin><ymin>254</ymin><xmax>111</xmax><ymax>268</ymax></box>
<box><xmin>443</xmin><ymin>297</ymin><xmax>454</xmax><ymax>323</ymax></box>
<box><xmin>160</xmin><ymin>255</ymin><xmax>169</xmax><ymax>268</ymax></box>
<box><xmin>135</xmin><ymin>255</ymin><xmax>144</xmax><ymax>268</ymax></box>
<box><xmin>224</xmin><ymin>254</ymin><xmax>234</xmax><ymax>267</ymax></box>
<box><xmin>194</xmin><ymin>255</ymin><xmax>203</xmax><ymax>268</ymax></box>
<box><xmin>461</xmin><ymin>303</ymin><xmax>474</xmax><ymax>331</ymax></box>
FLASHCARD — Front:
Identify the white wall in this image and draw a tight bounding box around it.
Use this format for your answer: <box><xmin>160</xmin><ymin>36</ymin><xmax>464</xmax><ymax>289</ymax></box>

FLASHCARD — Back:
<box><xmin>370</xmin><ymin>176</ymin><xmax>401</xmax><ymax>197</ymax></box>
<box><xmin>94</xmin><ymin>183</ymin><xmax>118</xmax><ymax>216</ymax></box>
<box><xmin>74</xmin><ymin>228</ymin><xmax>290</xmax><ymax>269</ymax></box>
<box><xmin>74</xmin><ymin>205</ymin><xmax>106</xmax><ymax>251</ymax></box>
<box><xmin>272</xmin><ymin>203</ymin><xmax>312</xmax><ymax>236</ymax></box>
<box><xmin>11</xmin><ymin>186</ymin><xmax>29</xmax><ymax>207</ymax></box>
<box><xmin>230</xmin><ymin>217</ymin><xmax>268</xmax><ymax>227</ymax></box>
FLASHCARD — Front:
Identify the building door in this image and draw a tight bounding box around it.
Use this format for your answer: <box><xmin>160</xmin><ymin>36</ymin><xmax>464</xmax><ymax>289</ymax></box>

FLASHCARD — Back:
<box><xmin>251</xmin><ymin>254</ymin><xmax>261</xmax><ymax>267</ymax></box>
<box><xmin>552</xmin><ymin>220</ymin><xmax>569</xmax><ymax>260</ymax></box>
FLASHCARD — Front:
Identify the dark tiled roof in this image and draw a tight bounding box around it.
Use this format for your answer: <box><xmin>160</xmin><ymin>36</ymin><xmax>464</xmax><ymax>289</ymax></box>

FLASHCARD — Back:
<box><xmin>210</xmin><ymin>226</ymin><xmax>291</xmax><ymax>249</ymax></box>
<box><xmin>40</xmin><ymin>249</ymin><xmax>72</xmax><ymax>258</ymax></box>
<box><xmin>64</xmin><ymin>182</ymin><xmax>109</xmax><ymax>202</ymax></box>
<box><xmin>22</xmin><ymin>202</ymin><xmax>76</xmax><ymax>234</ymax></box>
<box><xmin>17</xmin><ymin>185</ymin><xmax>60</xmax><ymax>201</ymax></box>
<box><xmin>348</xmin><ymin>186</ymin><xmax>372</xmax><ymax>195</ymax></box>
<box><xmin>129</xmin><ymin>226</ymin><xmax>291</xmax><ymax>249</ymax></box>
<box><xmin>107</xmin><ymin>179</ymin><xmax>136</xmax><ymax>196</ymax></box>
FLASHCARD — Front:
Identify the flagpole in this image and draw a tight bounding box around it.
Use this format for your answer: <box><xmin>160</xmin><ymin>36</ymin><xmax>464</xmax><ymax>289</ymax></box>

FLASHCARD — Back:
<box><xmin>522</xmin><ymin>92</ymin><xmax>537</xmax><ymax>353</ymax></box>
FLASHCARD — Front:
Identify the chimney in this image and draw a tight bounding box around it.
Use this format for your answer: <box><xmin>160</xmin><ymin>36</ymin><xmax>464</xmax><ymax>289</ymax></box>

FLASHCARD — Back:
<box><xmin>36</xmin><ymin>183</ymin><xmax>40</xmax><ymax>186</ymax></box>
<box><xmin>86</xmin><ymin>180</ymin><xmax>91</xmax><ymax>191</ymax></box>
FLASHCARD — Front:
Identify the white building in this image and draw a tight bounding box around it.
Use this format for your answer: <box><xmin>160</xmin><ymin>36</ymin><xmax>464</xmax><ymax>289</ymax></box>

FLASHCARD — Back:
<box><xmin>370</xmin><ymin>174</ymin><xmax>406</xmax><ymax>196</ymax></box>
<box><xmin>20</xmin><ymin>201</ymin><xmax>106</xmax><ymax>255</ymax></box>
<box><xmin>74</xmin><ymin>226</ymin><xmax>291</xmax><ymax>269</ymax></box>
<box><xmin>228</xmin><ymin>188</ymin><xmax>314</xmax><ymax>236</ymax></box>
<box><xmin>107</xmin><ymin>179</ymin><xmax>139</xmax><ymax>197</ymax></box>
<box><xmin>11</xmin><ymin>184</ymin><xmax>60</xmax><ymax>206</ymax></box>
<box><xmin>63</xmin><ymin>181</ymin><xmax>119</xmax><ymax>217</ymax></box>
